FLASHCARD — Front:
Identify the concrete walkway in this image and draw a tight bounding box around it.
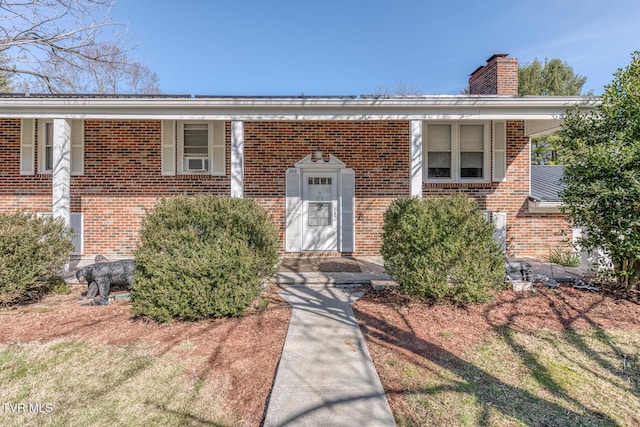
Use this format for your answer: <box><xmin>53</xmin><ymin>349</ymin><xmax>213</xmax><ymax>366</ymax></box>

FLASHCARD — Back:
<box><xmin>263</xmin><ymin>255</ymin><xmax>590</xmax><ymax>425</ymax></box>
<box><xmin>263</xmin><ymin>284</ymin><xmax>396</xmax><ymax>427</ymax></box>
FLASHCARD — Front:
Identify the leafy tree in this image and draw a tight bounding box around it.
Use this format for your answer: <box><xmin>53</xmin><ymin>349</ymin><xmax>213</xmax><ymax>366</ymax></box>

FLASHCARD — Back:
<box><xmin>559</xmin><ymin>51</ymin><xmax>640</xmax><ymax>288</ymax></box>
<box><xmin>531</xmin><ymin>132</ymin><xmax>564</xmax><ymax>165</ymax></box>
<box><xmin>0</xmin><ymin>0</ymin><xmax>160</xmax><ymax>93</ymax></box>
<box><xmin>520</xmin><ymin>58</ymin><xmax>590</xmax><ymax>165</ymax></box>
<box><xmin>519</xmin><ymin>58</ymin><xmax>588</xmax><ymax>96</ymax></box>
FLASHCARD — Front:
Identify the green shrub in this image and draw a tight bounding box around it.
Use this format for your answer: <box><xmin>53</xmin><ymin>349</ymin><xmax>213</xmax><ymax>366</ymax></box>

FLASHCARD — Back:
<box><xmin>0</xmin><ymin>212</ymin><xmax>74</xmax><ymax>305</ymax></box>
<box><xmin>131</xmin><ymin>195</ymin><xmax>279</xmax><ymax>322</ymax></box>
<box><xmin>546</xmin><ymin>247</ymin><xmax>581</xmax><ymax>267</ymax></box>
<box><xmin>381</xmin><ymin>195</ymin><xmax>506</xmax><ymax>305</ymax></box>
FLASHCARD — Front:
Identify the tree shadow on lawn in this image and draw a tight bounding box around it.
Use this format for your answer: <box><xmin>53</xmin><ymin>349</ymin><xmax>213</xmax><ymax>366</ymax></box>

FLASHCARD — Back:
<box><xmin>354</xmin><ymin>305</ymin><xmax>621</xmax><ymax>426</ymax></box>
<box><xmin>484</xmin><ymin>289</ymin><xmax>640</xmax><ymax>419</ymax></box>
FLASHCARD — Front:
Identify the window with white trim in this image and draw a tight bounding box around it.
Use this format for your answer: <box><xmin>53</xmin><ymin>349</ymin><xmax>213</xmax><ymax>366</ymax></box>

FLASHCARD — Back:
<box><xmin>36</xmin><ymin>119</ymin><xmax>84</xmax><ymax>175</ymax></box>
<box><xmin>168</xmin><ymin>120</ymin><xmax>225</xmax><ymax>175</ymax></box>
<box><xmin>38</xmin><ymin>120</ymin><xmax>54</xmax><ymax>173</ymax></box>
<box><xmin>180</xmin><ymin>122</ymin><xmax>210</xmax><ymax>173</ymax></box>
<box><xmin>423</xmin><ymin>122</ymin><xmax>490</xmax><ymax>182</ymax></box>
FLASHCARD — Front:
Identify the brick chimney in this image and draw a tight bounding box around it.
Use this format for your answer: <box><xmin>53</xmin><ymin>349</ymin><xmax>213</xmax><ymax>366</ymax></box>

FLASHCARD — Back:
<box><xmin>469</xmin><ymin>54</ymin><xmax>518</xmax><ymax>95</ymax></box>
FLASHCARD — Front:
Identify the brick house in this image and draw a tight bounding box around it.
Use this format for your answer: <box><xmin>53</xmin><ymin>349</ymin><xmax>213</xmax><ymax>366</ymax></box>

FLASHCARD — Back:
<box><xmin>0</xmin><ymin>54</ymin><xmax>591</xmax><ymax>261</ymax></box>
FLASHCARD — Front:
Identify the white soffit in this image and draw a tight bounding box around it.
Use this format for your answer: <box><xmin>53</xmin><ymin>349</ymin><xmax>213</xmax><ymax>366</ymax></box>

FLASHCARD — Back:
<box><xmin>525</xmin><ymin>119</ymin><xmax>563</xmax><ymax>137</ymax></box>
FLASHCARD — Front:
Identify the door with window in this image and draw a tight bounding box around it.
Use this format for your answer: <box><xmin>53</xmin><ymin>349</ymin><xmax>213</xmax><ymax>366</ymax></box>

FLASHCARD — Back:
<box><xmin>302</xmin><ymin>172</ymin><xmax>338</xmax><ymax>251</ymax></box>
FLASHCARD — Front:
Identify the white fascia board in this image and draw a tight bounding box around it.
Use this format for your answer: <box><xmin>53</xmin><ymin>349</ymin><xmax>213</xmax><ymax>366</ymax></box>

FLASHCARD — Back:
<box><xmin>0</xmin><ymin>95</ymin><xmax>598</xmax><ymax>121</ymax></box>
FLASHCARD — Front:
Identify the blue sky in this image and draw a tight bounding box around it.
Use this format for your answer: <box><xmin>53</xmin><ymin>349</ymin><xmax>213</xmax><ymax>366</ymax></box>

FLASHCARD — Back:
<box><xmin>111</xmin><ymin>0</ymin><xmax>640</xmax><ymax>96</ymax></box>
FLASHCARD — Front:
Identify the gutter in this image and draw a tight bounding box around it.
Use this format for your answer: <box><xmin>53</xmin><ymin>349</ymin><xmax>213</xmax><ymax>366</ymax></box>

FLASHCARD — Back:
<box><xmin>0</xmin><ymin>95</ymin><xmax>599</xmax><ymax>121</ymax></box>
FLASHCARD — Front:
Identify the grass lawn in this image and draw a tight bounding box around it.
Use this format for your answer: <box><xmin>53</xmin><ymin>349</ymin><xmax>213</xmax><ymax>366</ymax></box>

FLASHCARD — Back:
<box><xmin>0</xmin><ymin>340</ymin><xmax>235</xmax><ymax>426</ymax></box>
<box><xmin>355</xmin><ymin>287</ymin><xmax>640</xmax><ymax>426</ymax></box>
<box><xmin>381</xmin><ymin>328</ymin><xmax>639</xmax><ymax>426</ymax></box>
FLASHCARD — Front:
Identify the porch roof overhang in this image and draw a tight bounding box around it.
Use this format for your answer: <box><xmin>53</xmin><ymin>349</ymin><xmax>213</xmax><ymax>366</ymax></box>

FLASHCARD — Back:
<box><xmin>0</xmin><ymin>94</ymin><xmax>598</xmax><ymax>122</ymax></box>
<box><xmin>528</xmin><ymin>197</ymin><xmax>563</xmax><ymax>213</ymax></box>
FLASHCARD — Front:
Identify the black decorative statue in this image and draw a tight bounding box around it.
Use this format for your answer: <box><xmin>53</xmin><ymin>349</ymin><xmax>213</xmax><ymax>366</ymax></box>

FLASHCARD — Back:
<box><xmin>76</xmin><ymin>259</ymin><xmax>135</xmax><ymax>305</ymax></box>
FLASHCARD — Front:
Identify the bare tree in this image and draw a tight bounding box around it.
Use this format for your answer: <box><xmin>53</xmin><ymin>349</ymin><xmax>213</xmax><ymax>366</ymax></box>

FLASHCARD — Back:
<box><xmin>374</xmin><ymin>82</ymin><xmax>422</xmax><ymax>96</ymax></box>
<box><xmin>0</xmin><ymin>0</ymin><xmax>160</xmax><ymax>93</ymax></box>
<box><xmin>35</xmin><ymin>44</ymin><xmax>160</xmax><ymax>93</ymax></box>
<box><xmin>0</xmin><ymin>53</ymin><xmax>13</xmax><ymax>92</ymax></box>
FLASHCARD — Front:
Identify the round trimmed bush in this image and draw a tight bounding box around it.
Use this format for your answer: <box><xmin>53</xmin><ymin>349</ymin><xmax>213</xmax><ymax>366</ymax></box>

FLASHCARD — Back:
<box><xmin>131</xmin><ymin>195</ymin><xmax>279</xmax><ymax>322</ymax></box>
<box><xmin>0</xmin><ymin>212</ymin><xmax>74</xmax><ymax>305</ymax></box>
<box><xmin>381</xmin><ymin>195</ymin><xmax>506</xmax><ymax>305</ymax></box>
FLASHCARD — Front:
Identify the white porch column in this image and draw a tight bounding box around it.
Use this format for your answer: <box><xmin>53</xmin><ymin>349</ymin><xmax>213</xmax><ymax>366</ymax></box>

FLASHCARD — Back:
<box><xmin>410</xmin><ymin>120</ymin><xmax>423</xmax><ymax>198</ymax></box>
<box><xmin>52</xmin><ymin>118</ymin><xmax>71</xmax><ymax>227</ymax></box>
<box><xmin>231</xmin><ymin>120</ymin><xmax>244</xmax><ymax>198</ymax></box>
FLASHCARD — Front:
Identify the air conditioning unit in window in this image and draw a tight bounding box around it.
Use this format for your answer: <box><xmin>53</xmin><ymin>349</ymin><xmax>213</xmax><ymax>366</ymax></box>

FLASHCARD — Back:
<box><xmin>184</xmin><ymin>157</ymin><xmax>209</xmax><ymax>172</ymax></box>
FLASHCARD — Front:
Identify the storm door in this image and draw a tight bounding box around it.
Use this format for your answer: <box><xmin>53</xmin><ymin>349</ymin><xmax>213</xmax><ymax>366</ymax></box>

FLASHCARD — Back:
<box><xmin>302</xmin><ymin>172</ymin><xmax>338</xmax><ymax>251</ymax></box>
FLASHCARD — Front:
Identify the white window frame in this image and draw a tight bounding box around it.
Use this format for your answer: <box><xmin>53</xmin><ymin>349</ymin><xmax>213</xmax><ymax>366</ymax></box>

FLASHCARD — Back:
<box><xmin>423</xmin><ymin>121</ymin><xmax>490</xmax><ymax>183</ymax></box>
<box><xmin>177</xmin><ymin>120</ymin><xmax>223</xmax><ymax>175</ymax></box>
<box><xmin>36</xmin><ymin>119</ymin><xmax>84</xmax><ymax>175</ymax></box>
<box><xmin>37</xmin><ymin>119</ymin><xmax>54</xmax><ymax>174</ymax></box>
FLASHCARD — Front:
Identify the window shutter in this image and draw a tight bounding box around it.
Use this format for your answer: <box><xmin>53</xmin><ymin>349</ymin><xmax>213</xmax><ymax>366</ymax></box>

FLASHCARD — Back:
<box><xmin>493</xmin><ymin>121</ymin><xmax>506</xmax><ymax>182</ymax></box>
<box><xmin>70</xmin><ymin>212</ymin><xmax>83</xmax><ymax>255</ymax></box>
<box><xmin>71</xmin><ymin>120</ymin><xmax>84</xmax><ymax>175</ymax></box>
<box><xmin>161</xmin><ymin>121</ymin><xmax>176</xmax><ymax>175</ymax></box>
<box><xmin>339</xmin><ymin>168</ymin><xmax>355</xmax><ymax>252</ymax></box>
<box><xmin>210</xmin><ymin>121</ymin><xmax>225</xmax><ymax>175</ymax></box>
<box><xmin>20</xmin><ymin>119</ymin><xmax>35</xmax><ymax>175</ymax></box>
<box><xmin>285</xmin><ymin>168</ymin><xmax>302</xmax><ymax>252</ymax></box>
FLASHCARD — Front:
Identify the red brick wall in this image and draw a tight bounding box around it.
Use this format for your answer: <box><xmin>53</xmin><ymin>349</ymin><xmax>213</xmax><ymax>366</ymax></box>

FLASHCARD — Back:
<box><xmin>423</xmin><ymin>120</ymin><xmax>571</xmax><ymax>258</ymax></box>
<box><xmin>1</xmin><ymin>119</ymin><xmax>230</xmax><ymax>257</ymax></box>
<box><xmin>1</xmin><ymin>117</ymin><xmax>570</xmax><ymax>259</ymax></box>
<box><xmin>0</xmin><ymin>119</ymin><xmax>52</xmax><ymax>212</ymax></box>
<box><xmin>243</xmin><ymin>121</ymin><xmax>410</xmax><ymax>256</ymax></box>
<box><xmin>469</xmin><ymin>54</ymin><xmax>519</xmax><ymax>96</ymax></box>
<box><xmin>512</xmin><ymin>213</ymin><xmax>573</xmax><ymax>258</ymax></box>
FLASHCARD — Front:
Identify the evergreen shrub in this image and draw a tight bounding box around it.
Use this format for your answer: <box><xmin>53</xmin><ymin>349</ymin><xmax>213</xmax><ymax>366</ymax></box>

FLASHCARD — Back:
<box><xmin>131</xmin><ymin>195</ymin><xmax>279</xmax><ymax>322</ymax></box>
<box><xmin>0</xmin><ymin>212</ymin><xmax>74</xmax><ymax>305</ymax></box>
<box><xmin>381</xmin><ymin>195</ymin><xmax>506</xmax><ymax>305</ymax></box>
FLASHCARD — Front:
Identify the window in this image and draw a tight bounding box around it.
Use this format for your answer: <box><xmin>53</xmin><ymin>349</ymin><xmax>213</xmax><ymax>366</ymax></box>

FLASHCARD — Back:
<box><xmin>36</xmin><ymin>119</ymin><xmax>84</xmax><ymax>175</ymax></box>
<box><xmin>181</xmin><ymin>122</ymin><xmax>210</xmax><ymax>172</ymax></box>
<box><xmin>427</xmin><ymin>124</ymin><xmax>452</xmax><ymax>178</ymax></box>
<box><xmin>38</xmin><ymin>120</ymin><xmax>54</xmax><ymax>173</ymax></box>
<box><xmin>172</xmin><ymin>121</ymin><xmax>225</xmax><ymax>175</ymax></box>
<box><xmin>460</xmin><ymin>124</ymin><xmax>484</xmax><ymax>178</ymax></box>
<box><xmin>424</xmin><ymin>122</ymin><xmax>489</xmax><ymax>182</ymax></box>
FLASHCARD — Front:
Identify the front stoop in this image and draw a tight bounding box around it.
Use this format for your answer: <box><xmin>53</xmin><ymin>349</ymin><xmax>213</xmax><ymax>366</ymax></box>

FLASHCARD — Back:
<box><xmin>277</xmin><ymin>256</ymin><xmax>396</xmax><ymax>288</ymax></box>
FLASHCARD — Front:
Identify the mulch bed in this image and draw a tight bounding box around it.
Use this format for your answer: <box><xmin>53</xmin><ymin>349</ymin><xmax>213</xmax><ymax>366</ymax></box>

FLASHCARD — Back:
<box><xmin>354</xmin><ymin>282</ymin><xmax>640</xmax><ymax>356</ymax></box>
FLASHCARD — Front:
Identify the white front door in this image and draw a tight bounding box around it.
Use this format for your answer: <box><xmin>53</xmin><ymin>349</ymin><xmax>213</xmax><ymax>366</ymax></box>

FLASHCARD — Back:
<box><xmin>302</xmin><ymin>172</ymin><xmax>338</xmax><ymax>251</ymax></box>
